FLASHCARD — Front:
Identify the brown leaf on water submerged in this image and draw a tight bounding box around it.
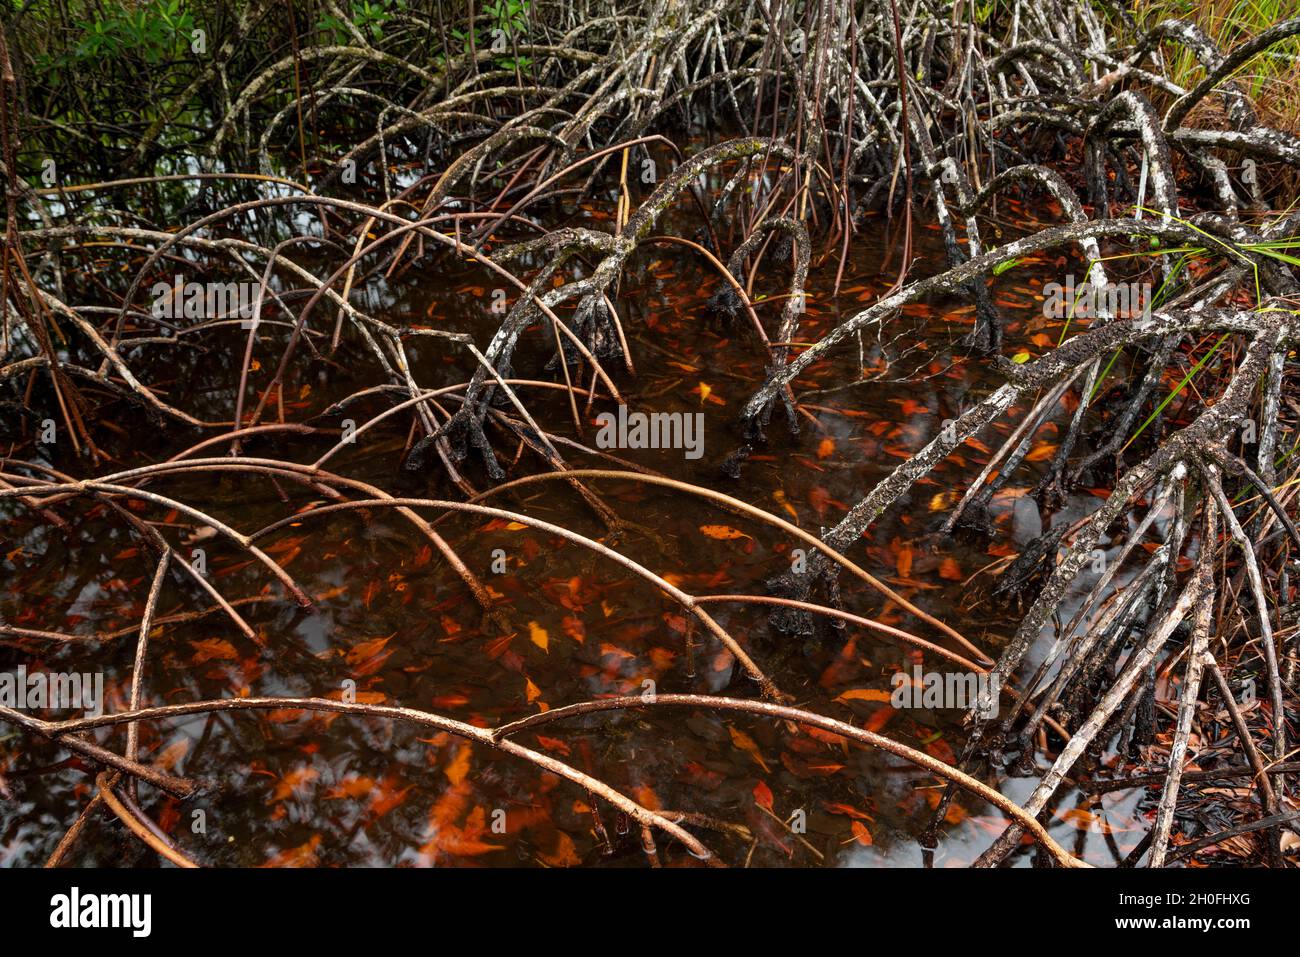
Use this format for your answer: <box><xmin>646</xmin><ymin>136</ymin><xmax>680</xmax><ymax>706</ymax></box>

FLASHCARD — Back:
<box><xmin>825</xmin><ymin>802</ymin><xmax>873</xmax><ymax>821</ymax></box>
<box><xmin>835</xmin><ymin>688</ymin><xmax>892</xmax><ymax>704</ymax></box>
<box><xmin>262</xmin><ymin>834</ymin><xmax>322</xmax><ymax>868</ymax></box>
<box><xmin>780</xmin><ymin>752</ymin><xmax>845</xmax><ymax>777</ymax></box>
<box><xmin>728</xmin><ymin>725</ymin><xmax>771</xmax><ymax>772</ymax></box>
<box><xmin>938</xmin><ymin>557</ymin><xmax>962</xmax><ymax>581</ymax></box>
<box><xmin>430</xmin><ymin>693</ymin><xmax>471</xmax><ymax>709</ymax></box>
<box><xmin>862</xmin><ymin>707</ymin><xmax>895</xmax><ymax>733</ymax></box>
<box><xmin>524</xmin><ymin>676</ymin><xmax>545</xmax><ymax>708</ymax></box>
<box><xmin>313</xmin><ymin>584</ymin><xmax>348</xmax><ymax>603</ymax></box>
<box><xmin>366</xmin><ymin>774</ymin><xmax>410</xmax><ymax>816</ymax></box>
<box><xmin>345</xmin><ymin>633</ymin><xmax>395</xmax><ymax>672</ymax></box>
<box><xmin>151</xmin><ymin>738</ymin><xmax>190</xmax><ymax>771</ymax></box>
<box><xmin>483</xmin><ymin>633</ymin><xmax>513</xmax><ymax>659</ymax></box>
<box><xmin>1056</xmin><ymin>807</ymin><xmax>1120</xmax><ymax>834</ymax></box>
<box><xmin>269</xmin><ymin>766</ymin><xmax>319</xmax><ymax>803</ymax></box>
<box><xmin>324</xmin><ymin>775</ymin><xmax>375</xmax><ymax>801</ymax></box>
<box><xmin>771</xmin><ymin>488</ymin><xmax>800</xmax><ymax>521</ymax></box>
<box><xmin>801</xmin><ymin>725</ymin><xmax>850</xmax><ymax>749</ymax></box>
<box><xmin>890</xmin><ymin>398</ymin><xmax>931</xmax><ymax>417</ymax></box>
<box><xmin>818</xmin><ymin>638</ymin><xmax>860</xmax><ymax>689</ymax></box>
<box><xmin>849</xmin><ymin>821</ymin><xmax>874</xmax><ymax>847</ymax></box>
<box><xmin>535</xmin><ymin>735</ymin><xmax>571</xmax><ymax>756</ymax></box>
<box><xmin>699</xmin><ymin>524</ymin><xmax>750</xmax><ymax>541</ymax></box>
<box><xmin>444</xmin><ymin>743</ymin><xmax>472</xmax><ymax>785</ymax></box>
<box><xmin>479</xmin><ymin>518</ymin><xmax>528</xmax><ymax>532</ymax></box>
<box><xmin>264</xmin><ymin>534</ymin><xmax>306</xmax><ymax>557</ymax></box>
<box><xmin>561</xmin><ymin>615</ymin><xmax>585</xmax><ymax>644</ymax></box>
<box><xmin>321</xmin><ymin>688</ymin><xmax>386</xmax><ymax>705</ymax></box>
<box><xmin>929</xmin><ymin>490</ymin><xmax>960</xmax><ymax>512</ymax></box>
<box><xmin>540</xmin><ymin>575</ymin><xmax>597</xmax><ymax>612</ymax></box>
<box><xmin>925</xmin><ymin>788</ymin><xmax>969</xmax><ymax>825</ymax></box>
<box><xmin>895</xmin><ymin>541</ymin><xmax>913</xmax><ymax>578</ymax></box>
<box><xmin>683</xmin><ymin>761</ymin><xmax>724</xmax><ymax>788</ymax></box>
<box><xmin>538</xmin><ymin>832</ymin><xmax>582</xmax><ymax>867</ymax></box>
<box><xmin>1025</xmin><ymin>442</ymin><xmax>1058</xmax><ymax>462</ymax></box>
<box><xmin>425</xmin><ymin>805</ymin><xmax>506</xmax><ymax>859</ymax></box>
<box><xmin>922</xmin><ymin>734</ymin><xmax>956</xmax><ymax>764</ymax></box>
<box><xmin>265</xmin><ymin>708</ymin><xmax>308</xmax><ymax>723</ymax></box>
<box><xmin>691</xmin><ymin>382</ymin><xmax>724</xmax><ymax>405</ymax></box>
<box><xmin>816</xmin><ymin>437</ymin><xmax>835</xmax><ymax>459</ymax></box>
<box><xmin>808</xmin><ymin>486</ymin><xmax>833</xmax><ymax>517</ymax></box>
<box><xmin>190</xmin><ymin>637</ymin><xmax>238</xmax><ymax>664</ymax></box>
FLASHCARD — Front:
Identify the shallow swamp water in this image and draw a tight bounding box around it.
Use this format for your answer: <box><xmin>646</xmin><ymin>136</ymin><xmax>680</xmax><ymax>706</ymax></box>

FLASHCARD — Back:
<box><xmin>0</xmin><ymin>156</ymin><xmax>1161</xmax><ymax>868</ymax></box>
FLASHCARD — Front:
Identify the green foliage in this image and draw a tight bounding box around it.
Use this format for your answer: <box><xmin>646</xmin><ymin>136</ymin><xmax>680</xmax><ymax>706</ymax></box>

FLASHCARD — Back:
<box><xmin>317</xmin><ymin>0</ymin><xmax>407</xmax><ymax>44</ymax></box>
<box><xmin>71</xmin><ymin>0</ymin><xmax>195</xmax><ymax>66</ymax></box>
<box><xmin>436</xmin><ymin>0</ymin><xmax>532</xmax><ymax>69</ymax></box>
<box><xmin>484</xmin><ymin>0</ymin><xmax>529</xmax><ymax>35</ymax></box>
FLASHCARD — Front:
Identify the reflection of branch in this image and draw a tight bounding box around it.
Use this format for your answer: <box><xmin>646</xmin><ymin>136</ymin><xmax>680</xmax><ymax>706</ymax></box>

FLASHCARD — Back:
<box><xmin>490</xmin><ymin>693</ymin><xmax>1087</xmax><ymax>867</ymax></box>
<box><xmin>21</xmin><ymin>691</ymin><xmax>1087</xmax><ymax>868</ymax></box>
<box><xmin>23</xmin><ymin>694</ymin><xmax>716</xmax><ymax>863</ymax></box>
<box><xmin>0</xmin><ymin>705</ymin><xmax>195</xmax><ymax>799</ymax></box>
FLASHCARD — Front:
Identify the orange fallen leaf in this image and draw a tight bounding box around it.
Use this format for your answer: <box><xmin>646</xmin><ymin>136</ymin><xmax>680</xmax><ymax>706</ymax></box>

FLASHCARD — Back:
<box><xmin>444</xmin><ymin>743</ymin><xmax>472</xmax><ymax>785</ymax></box>
<box><xmin>835</xmin><ymin>689</ymin><xmax>892</xmax><ymax>704</ymax></box>
<box><xmin>728</xmin><ymin>725</ymin><xmax>771</xmax><ymax>772</ymax></box>
<box><xmin>346</xmin><ymin>633</ymin><xmax>394</xmax><ymax>671</ymax></box>
<box><xmin>850</xmin><ymin>820</ymin><xmax>874</xmax><ymax>846</ymax></box>
<box><xmin>1026</xmin><ymin>442</ymin><xmax>1058</xmax><ymax>462</ymax></box>
<box><xmin>561</xmin><ymin>615</ymin><xmax>585</xmax><ymax>643</ymax></box>
<box><xmin>151</xmin><ymin>738</ymin><xmax>190</xmax><ymax>771</ymax></box>
<box><xmin>538</xmin><ymin>832</ymin><xmax>582</xmax><ymax>867</ymax></box>
<box><xmin>699</xmin><ymin>524</ymin><xmax>750</xmax><ymax>541</ymax></box>
<box><xmin>895</xmin><ymin>543</ymin><xmax>913</xmax><ymax>578</ymax></box>
<box><xmin>325</xmin><ymin>776</ymin><xmax>375</xmax><ymax>800</ymax></box>
<box><xmin>270</xmin><ymin>766</ymin><xmax>318</xmax><ymax>803</ymax></box>
<box><xmin>190</xmin><ymin>637</ymin><xmax>238</xmax><ymax>664</ymax></box>
<box><xmin>262</xmin><ymin>834</ymin><xmax>322</xmax><ymax>867</ymax></box>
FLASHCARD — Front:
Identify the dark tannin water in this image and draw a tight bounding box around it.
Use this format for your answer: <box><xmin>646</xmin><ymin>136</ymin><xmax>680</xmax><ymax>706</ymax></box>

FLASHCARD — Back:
<box><xmin>1</xmin><ymin>175</ymin><xmax>1147</xmax><ymax>868</ymax></box>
